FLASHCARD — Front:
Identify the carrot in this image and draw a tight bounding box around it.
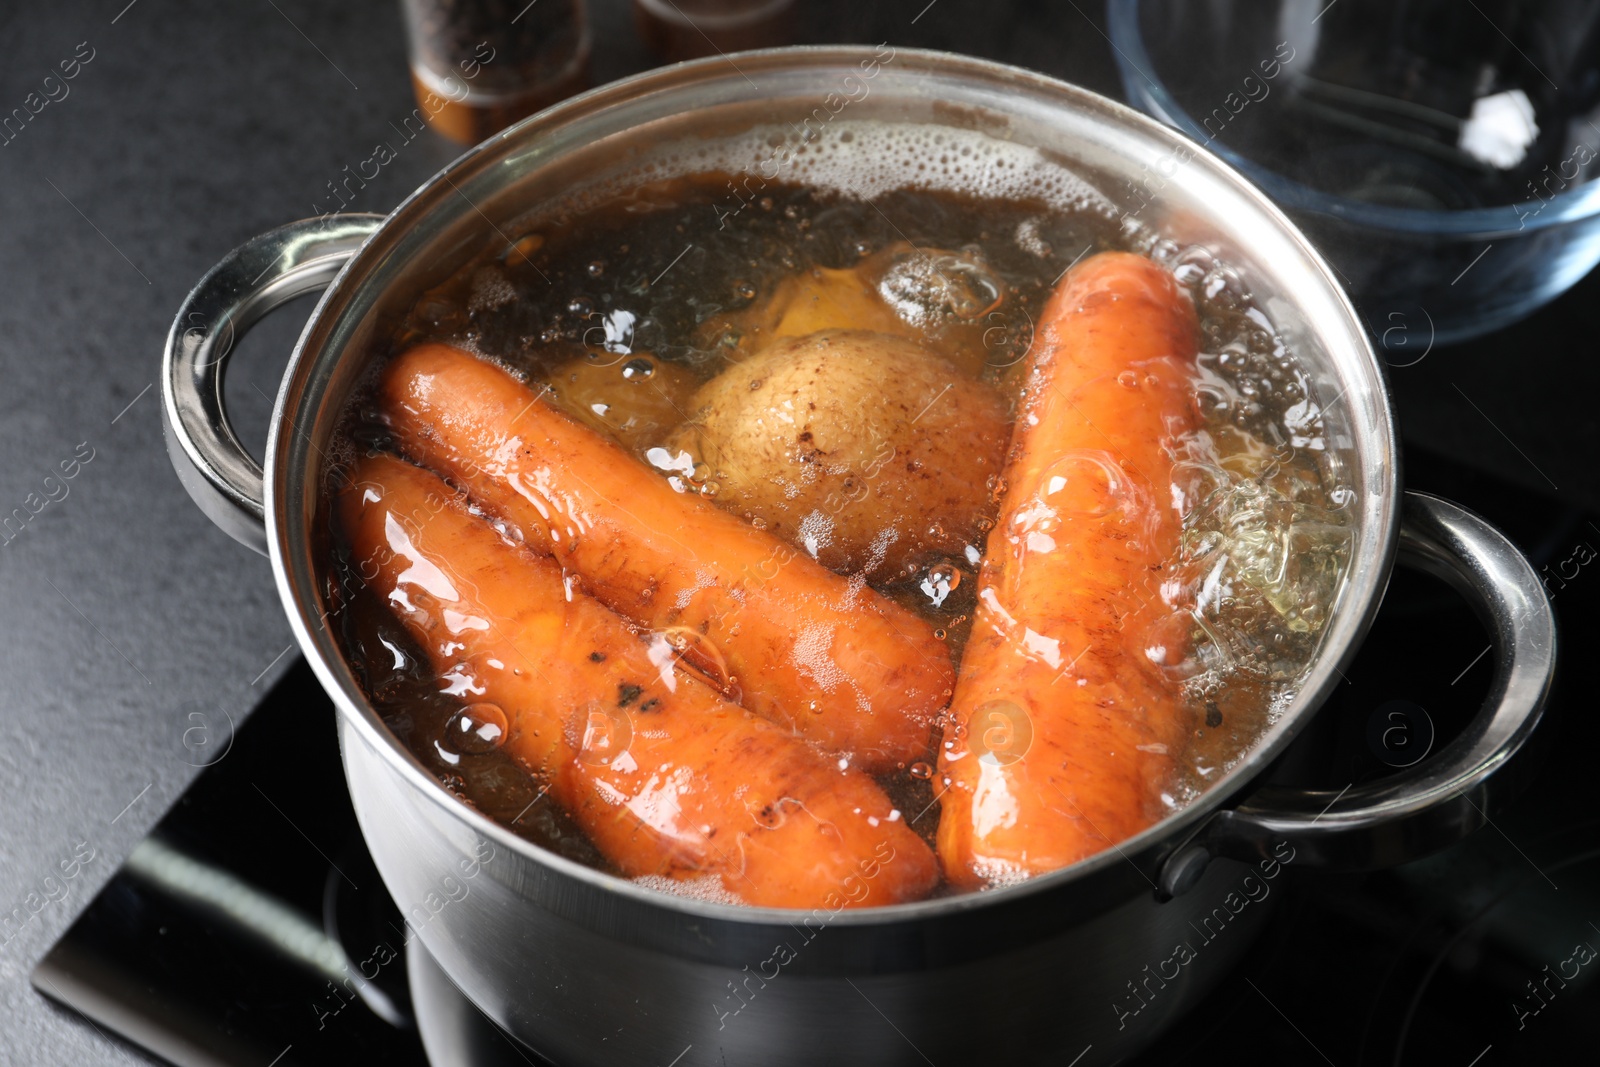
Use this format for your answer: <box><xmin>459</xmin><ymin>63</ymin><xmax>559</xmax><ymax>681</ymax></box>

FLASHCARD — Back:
<box><xmin>338</xmin><ymin>453</ymin><xmax>939</xmax><ymax>909</ymax></box>
<box><xmin>376</xmin><ymin>342</ymin><xmax>953</xmax><ymax>772</ymax></box>
<box><xmin>936</xmin><ymin>252</ymin><xmax>1201</xmax><ymax>887</ymax></box>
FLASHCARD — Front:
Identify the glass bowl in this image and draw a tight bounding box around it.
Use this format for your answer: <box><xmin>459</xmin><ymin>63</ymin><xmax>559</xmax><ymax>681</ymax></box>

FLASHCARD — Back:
<box><xmin>1108</xmin><ymin>0</ymin><xmax>1600</xmax><ymax>350</ymax></box>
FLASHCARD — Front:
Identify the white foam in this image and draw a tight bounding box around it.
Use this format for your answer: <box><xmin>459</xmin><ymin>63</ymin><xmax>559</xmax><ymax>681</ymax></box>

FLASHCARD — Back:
<box><xmin>970</xmin><ymin>855</ymin><xmax>1034</xmax><ymax>889</ymax></box>
<box><xmin>467</xmin><ymin>265</ymin><xmax>518</xmax><ymax>313</ymax></box>
<box><xmin>631</xmin><ymin>872</ymin><xmax>742</xmax><ymax>905</ymax></box>
<box><xmin>556</xmin><ymin>120</ymin><xmax>1115</xmax><ymax>217</ymax></box>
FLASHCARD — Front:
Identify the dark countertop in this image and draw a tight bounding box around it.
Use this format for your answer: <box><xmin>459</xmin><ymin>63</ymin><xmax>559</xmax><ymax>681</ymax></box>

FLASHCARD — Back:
<box><xmin>0</xmin><ymin>2</ymin><xmax>1589</xmax><ymax>1065</ymax></box>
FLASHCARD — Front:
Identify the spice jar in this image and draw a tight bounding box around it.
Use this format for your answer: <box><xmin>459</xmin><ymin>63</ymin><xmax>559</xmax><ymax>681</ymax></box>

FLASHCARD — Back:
<box><xmin>400</xmin><ymin>0</ymin><xmax>590</xmax><ymax>144</ymax></box>
<box><xmin>632</xmin><ymin>0</ymin><xmax>794</xmax><ymax>63</ymax></box>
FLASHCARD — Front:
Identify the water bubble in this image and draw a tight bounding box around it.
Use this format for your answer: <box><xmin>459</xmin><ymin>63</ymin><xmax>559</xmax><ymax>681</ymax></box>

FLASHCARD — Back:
<box><xmin>1149</xmin><ymin>238</ymin><xmax>1181</xmax><ymax>265</ymax></box>
<box><xmin>933</xmin><ymin>628</ymin><xmax>948</xmax><ymax>641</ymax></box>
<box><xmin>919</xmin><ymin>560</ymin><xmax>962</xmax><ymax>608</ymax></box>
<box><xmin>1171</xmin><ymin>246</ymin><xmax>1216</xmax><ymax>287</ymax></box>
<box><xmin>909</xmin><ymin>761</ymin><xmax>933</xmax><ymax>780</ymax></box>
<box><xmin>1035</xmin><ymin>451</ymin><xmax>1132</xmax><ymax>520</ymax></box>
<box><xmin>877</xmin><ymin>246</ymin><xmax>1005</xmax><ymax>327</ymax></box>
<box><xmin>1200</xmin><ymin>267</ymin><xmax>1246</xmax><ymax>311</ymax></box>
<box><xmin>622</xmin><ymin>357</ymin><xmax>656</xmax><ymax>380</ymax></box>
<box><xmin>568</xmin><ymin>702</ymin><xmax>633</xmax><ymax>767</ymax></box>
<box><xmin>733</xmin><ymin>280</ymin><xmax>757</xmax><ymax>302</ymax></box>
<box><xmin>699</xmin><ymin>480</ymin><xmax>721</xmax><ymax>498</ymax></box>
<box><xmin>587</xmin><ymin>260</ymin><xmax>605</xmax><ymax>278</ymax></box>
<box><xmin>444</xmin><ymin>703</ymin><xmax>509</xmax><ymax>755</ymax></box>
<box><xmin>491</xmin><ymin>515</ymin><xmax>527</xmax><ymax>547</ymax></box>
<box><xmin>1168</xmin><ymin>452</ymin><xmax>1353</xmax><ymax>685</ymax></box>
<box><xmin>567</xmin><ymin>296</ymin><xmax>594</xmax><ymax>317</ymax></box>
<box><xmin>1139</xmin><ymin>612</ymin><xmax>1216</xmax><ymax>682</ymax></box>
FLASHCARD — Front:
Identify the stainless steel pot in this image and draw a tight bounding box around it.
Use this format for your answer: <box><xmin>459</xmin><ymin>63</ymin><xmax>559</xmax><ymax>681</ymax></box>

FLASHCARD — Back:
<box><xmin>161</xmin><ymin>47</ymin><xmax>1556</xmax><ymax>1065</ymax></box>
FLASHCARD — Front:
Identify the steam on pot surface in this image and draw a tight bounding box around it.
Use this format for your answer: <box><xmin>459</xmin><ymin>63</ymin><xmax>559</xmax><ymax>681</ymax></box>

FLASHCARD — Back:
<box><xmin>319</xmin><ymin>119</ymin><xmax>1355</xmax><ymax>908</ymax></box>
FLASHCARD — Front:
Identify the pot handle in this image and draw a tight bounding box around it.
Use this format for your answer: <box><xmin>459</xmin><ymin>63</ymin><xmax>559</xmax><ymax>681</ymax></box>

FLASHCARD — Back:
<box><xmin>1162</xmin><ymin>491</ymin><xmax>1555</xmax><ymax>892</ymax></box>
<box><xmin>161</xmin><ymin>214</ymin><xmax>386</xmax><ymax>555</ymax></box>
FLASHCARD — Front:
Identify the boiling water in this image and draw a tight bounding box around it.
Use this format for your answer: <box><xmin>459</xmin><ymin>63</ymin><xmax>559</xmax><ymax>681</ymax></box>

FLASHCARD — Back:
<box><xmin>326</xmin><ymin>137</ymin><xmax>1355</xmax><ymax>892</ymax></box>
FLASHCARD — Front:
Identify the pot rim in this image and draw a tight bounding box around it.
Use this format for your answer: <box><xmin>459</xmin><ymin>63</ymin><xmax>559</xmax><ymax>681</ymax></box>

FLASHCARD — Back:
<box><xmin>264</xmin><ymin>44</ymin><xmax>1399</xmax><ymax>929</ymax></box>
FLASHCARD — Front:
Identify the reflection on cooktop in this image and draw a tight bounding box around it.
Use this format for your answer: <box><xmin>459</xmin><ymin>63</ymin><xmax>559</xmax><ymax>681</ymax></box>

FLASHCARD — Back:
<box><xmin>32</xmin><ymin>661</ymin><xmax>427</xmax><ymax>1067</ymax></box>
<box><xmin>32</xmin><ymin>448</ymin><xmax>1593</xmax><ymax>1066</ymax></box>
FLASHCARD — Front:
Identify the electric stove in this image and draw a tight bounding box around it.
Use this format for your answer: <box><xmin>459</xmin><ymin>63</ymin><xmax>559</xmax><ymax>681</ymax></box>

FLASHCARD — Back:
<box><xmin>29</xmin><ymin>442</ymin><xmax>1595</xmax><ymax>1065</ymax></box>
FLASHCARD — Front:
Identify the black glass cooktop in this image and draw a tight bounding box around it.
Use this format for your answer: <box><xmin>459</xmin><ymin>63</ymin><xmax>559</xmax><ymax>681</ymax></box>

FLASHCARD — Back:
<box><xmin>33</xmin><ymin>444</ymin><xmax>1596</xmax><ymax>1066</ymax></box>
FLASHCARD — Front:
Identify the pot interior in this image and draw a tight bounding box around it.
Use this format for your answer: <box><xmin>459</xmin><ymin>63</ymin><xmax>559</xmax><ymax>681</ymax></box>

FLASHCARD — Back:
<box><xmin>268</xmin><ymin>46</ymin><xmax>1396</xmax><ymax>920</ymax></box>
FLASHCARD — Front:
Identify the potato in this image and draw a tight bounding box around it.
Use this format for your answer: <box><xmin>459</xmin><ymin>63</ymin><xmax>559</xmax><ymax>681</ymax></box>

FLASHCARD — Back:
<box><xmin>699</xmin><ymin>264</ymin><xmax>909</xmax><ymax>360</ymax></box>
<box><xmin>673</xmin><ymin>330</ymin><xmax>1010</xmax><ymax>576</ymax></box>
<box><xmin>696</xmin><ymin>244</ymin><xmax>1004</xmax><ymax>376</ymax></box>
<box><xmin>544</xmin><ymin>352</ymin><xmax>700</xmax><ymax>453</ymax></box>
